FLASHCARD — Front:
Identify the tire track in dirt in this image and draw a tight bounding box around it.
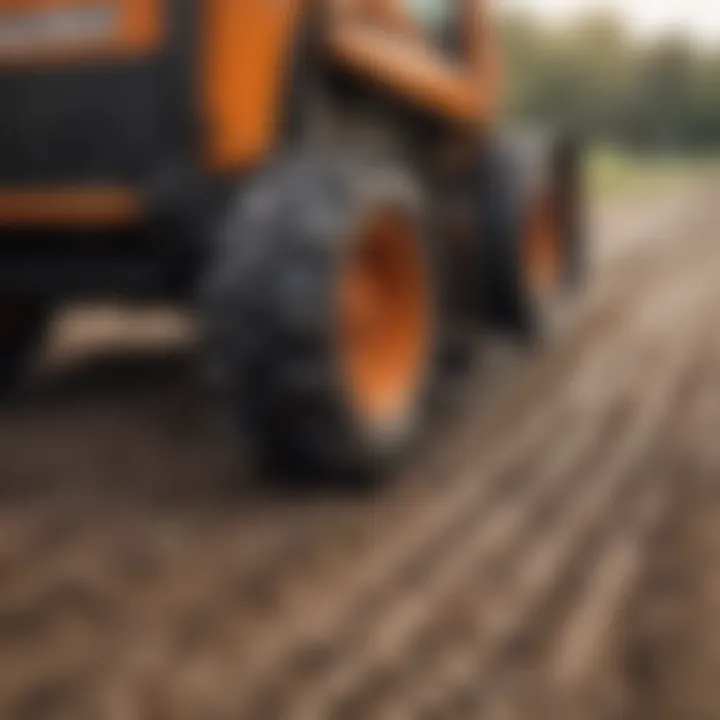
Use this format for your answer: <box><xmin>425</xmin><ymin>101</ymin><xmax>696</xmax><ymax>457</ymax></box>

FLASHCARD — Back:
<box><xmin>624</xmin><ymin>327</ymin><xmax>720</xmax><ymax>720</ymax></box>
<box><xmin>475</xmin><ymin>280</ymin><xmax>720</xmax><ymax>720</ymax></box>
<box><xmin>291</xmin><ymin>254</ymin><xmax>720</xmax><ymax>720</ymax></box>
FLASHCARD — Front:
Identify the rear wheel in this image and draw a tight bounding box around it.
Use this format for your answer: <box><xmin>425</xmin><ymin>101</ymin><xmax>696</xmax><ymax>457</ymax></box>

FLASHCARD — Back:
<box><xmin>0</xmin><ymin>300</ymin><xmax>50</xmax><ymax>398</ymax></box>
<box><xmin>202</xmin><ymin>154</ymin><xmax>439</xmax><ymax>479</ymax></box>
<box><xmin>481</xmin><ymin>132</ymin><xmax>585</xmax><ymax>340</ymax></box>
<box><xmin>524</xmin><ymin>189</ymin><xmax>562</xmax><ymax>300</ymax></box>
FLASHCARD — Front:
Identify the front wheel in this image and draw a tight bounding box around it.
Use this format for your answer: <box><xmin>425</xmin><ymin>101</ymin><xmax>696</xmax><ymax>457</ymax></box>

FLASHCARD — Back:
<box><xmin>201</xmin><ymin>154</ymin><xmax>440</xmax><ymax>480</ymax></box>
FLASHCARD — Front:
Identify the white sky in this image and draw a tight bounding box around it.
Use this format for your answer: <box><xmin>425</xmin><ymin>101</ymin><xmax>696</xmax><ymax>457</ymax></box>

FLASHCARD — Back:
<box><xmin>503</xmin><ymin>0</ymin><xmax>720</xmax><ymax>43</ymax></box>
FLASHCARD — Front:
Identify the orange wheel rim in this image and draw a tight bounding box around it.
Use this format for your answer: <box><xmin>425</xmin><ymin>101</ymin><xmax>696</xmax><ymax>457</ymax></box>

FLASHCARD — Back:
<box><xmin>339</xmin><ymin>208</ymin><xmax>430</xmax><ymax>426</ymax></box>
<box><xmin>525</xmin><ymin>193</ymin><xmax>562</xmax><ymax>297</ymax></box>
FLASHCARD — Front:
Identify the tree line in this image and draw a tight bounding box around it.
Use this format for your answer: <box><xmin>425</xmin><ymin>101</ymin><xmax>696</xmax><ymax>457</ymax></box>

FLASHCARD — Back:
<box><xmin>502</xmin><ymin>12</ymin><xmax>720</xmax><ymax>152</ymax></box>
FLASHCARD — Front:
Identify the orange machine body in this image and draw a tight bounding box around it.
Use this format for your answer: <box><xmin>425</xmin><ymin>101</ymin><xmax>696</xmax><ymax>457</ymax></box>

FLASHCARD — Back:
<box><xmin>0</xmin><ymin>0</ymin><xmax>498</xmax><ymax>226</ymax></box>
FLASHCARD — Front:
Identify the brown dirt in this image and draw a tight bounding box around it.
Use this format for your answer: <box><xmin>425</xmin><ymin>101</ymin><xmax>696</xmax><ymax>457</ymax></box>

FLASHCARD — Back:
<box><xmin>1</xmin><ymin>179</ymin><xmax>720</xmax><ymax>720</ymax></box>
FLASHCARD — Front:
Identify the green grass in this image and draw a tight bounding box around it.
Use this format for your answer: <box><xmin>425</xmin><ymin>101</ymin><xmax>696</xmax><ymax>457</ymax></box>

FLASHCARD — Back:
<box><xmin>588</xmin><ymin>147</ymin><xmax>720</xmax><ymax>199</ymax></box>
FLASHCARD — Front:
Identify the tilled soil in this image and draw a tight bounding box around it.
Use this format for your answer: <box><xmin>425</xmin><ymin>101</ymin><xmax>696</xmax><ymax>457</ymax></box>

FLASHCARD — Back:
<box><xmin>0</xmin><ymin>179</ymin><xmax>719</xmax><ymax>720</ymax></box>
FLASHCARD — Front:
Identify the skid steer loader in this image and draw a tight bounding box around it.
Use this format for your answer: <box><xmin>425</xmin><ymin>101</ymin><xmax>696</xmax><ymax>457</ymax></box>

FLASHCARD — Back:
<box><xmin>0</xmin><ymin>0</ymin><xmax>583</xmax><ymax>477</ymax></box>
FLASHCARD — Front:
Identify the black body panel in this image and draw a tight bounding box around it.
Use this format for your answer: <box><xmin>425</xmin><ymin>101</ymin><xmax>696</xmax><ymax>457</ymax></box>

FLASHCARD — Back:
<box><xmin>0</xmin><ymin>59</ymin><xmax>164</xmax><ymax>186</ymax></box>
<box><xmin>0</xmin><ymin>0</ymin><xmax>200</xmax><ymax>191</ymax></box>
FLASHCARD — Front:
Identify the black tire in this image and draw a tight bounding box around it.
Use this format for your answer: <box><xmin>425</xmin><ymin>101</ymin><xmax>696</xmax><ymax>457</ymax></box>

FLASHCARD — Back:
<box><xmin>480</xmin><ymin>131</ymin><xmax>585</xmax><ymax>341</ymax></box>
<box><xmin>0</xmin><ymin>301</ymin><xmax>50</xmax><ymax>399</ymax></box>
<box><xmin>201</xmin><ymin>153</ymin><xmax>440</xmax><ymax>480</ymax></box>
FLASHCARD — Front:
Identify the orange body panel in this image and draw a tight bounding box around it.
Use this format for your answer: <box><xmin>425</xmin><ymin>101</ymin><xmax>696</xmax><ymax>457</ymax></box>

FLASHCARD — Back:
<box><xmin>329</xmin><ymin>0</ymin><xmax>498</xmax><ymax>123</ymax></box>
<box><xmin>202</xmin><ymin>0</ymin><xmax>303</xmax><ymax>171</ymax></box>
<box><xmin>0</xmin><ymin>0</ymin><xmax>162</xmax><ymax>65</ymax></box>
<box><xmin>329</xmin><ymin>23</ymin><xmax>479</xmax><ymax>121</ymax></box>
<box><xmin>0</xmin><ymin>188</ymin><xmax>142</xmax><ymax>227</ymax></box>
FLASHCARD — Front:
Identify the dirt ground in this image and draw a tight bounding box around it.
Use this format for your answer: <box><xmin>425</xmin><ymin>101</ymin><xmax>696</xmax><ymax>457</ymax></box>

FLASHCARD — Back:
<box><xmin>1</xmin><ymin>177</ymin><xmax>719</xmax><ymax>720</ymax></box>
